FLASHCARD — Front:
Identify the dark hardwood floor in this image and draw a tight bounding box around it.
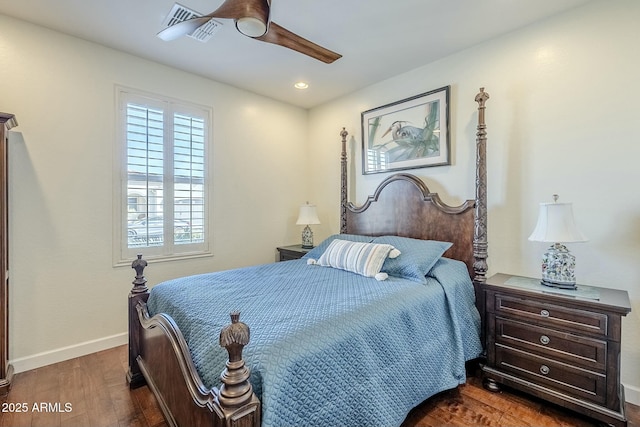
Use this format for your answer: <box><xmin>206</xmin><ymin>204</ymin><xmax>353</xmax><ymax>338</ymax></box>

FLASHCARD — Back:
<box><xmin>1</xmin><ymin>345</ymin><xmax>638</xmax><ymax>427</ymax></box>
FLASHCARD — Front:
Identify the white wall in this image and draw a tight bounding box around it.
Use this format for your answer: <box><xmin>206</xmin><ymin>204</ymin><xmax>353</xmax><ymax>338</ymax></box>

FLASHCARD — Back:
<box><xmin>0</xmin><ymin>15</ymin><xmax>309</xmax><ymax>370</ymax></box>
<box><xmin>308</xmin><ymin>0</ymin><xmax>640</xmax><ymax>404</ymax></box>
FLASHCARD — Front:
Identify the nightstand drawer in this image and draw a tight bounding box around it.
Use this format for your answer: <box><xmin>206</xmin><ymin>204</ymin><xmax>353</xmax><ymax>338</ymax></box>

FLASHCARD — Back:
<box><xmin>276</xmin><ymin>245</ymin><xmax>310</xmax><ymax>261</ymax></box>
<box><xmin>495</xmin><ymin>317</ymin><xmax>607</xmax><ymax>371</ymax></box>
<box><xmin>493</xmin><ymin>293</ymin><xmax>608</xmax><ymax>337</ymax></box>
<box><xmin>495</xmin><ymin>344</ymin><xmax>606</xmax><ymax>405</ymax></box>
<box><xmin>279</xmin><ymin>250</ymin><xmax>303</xmax><ymax>261</ymax></box>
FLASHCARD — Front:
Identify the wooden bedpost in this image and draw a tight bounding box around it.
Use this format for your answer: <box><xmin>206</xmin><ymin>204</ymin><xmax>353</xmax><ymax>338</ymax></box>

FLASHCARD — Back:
<box><xmin>340</xmin><ymin>127</ymin><xmax>349</xmax><ymax>233</ymax></box>
<box><xmin>127</xmin><ymin>254</ymin><xmax>149</xmax><ymax>389</ymax></box>
<box><xmin>473</xmin><ymin>88</ymin><xmax>489</xmax><ymax>345</ymax></box>
<box><xmin>217</xmin><ymin>312</ymin><xmax>261</xmax><ymax>427</ymax></box>
<box><xmin>473</xmin><ymin>88</ymin><xmax>489</xmax><ymax>285</ymax></box>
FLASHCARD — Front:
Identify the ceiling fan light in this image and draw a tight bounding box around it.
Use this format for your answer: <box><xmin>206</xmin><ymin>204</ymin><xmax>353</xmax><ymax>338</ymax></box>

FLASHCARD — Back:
<box><xmin>236</xmin><ymin>17</ymin><xmax>267</xmax><ymax>37</ymax></box>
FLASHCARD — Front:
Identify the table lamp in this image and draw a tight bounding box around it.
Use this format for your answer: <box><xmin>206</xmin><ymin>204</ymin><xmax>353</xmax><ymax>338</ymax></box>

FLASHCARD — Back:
<box><xmin>528</xmin><ymin>195</ymin><xmax>587</xmax><ymax>290</ymax></box>
<box><xmin>296</xmin><ymin>202</ymin><xmax>320</xmax><ymax>249</ymax></box>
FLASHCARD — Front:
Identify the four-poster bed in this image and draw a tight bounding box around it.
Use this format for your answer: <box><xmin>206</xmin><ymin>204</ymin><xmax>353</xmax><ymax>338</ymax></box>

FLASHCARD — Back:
<box><xmin>126</xmin><ymin>88</ymin><xmax>491</xmax><ymax>427</ymax></box>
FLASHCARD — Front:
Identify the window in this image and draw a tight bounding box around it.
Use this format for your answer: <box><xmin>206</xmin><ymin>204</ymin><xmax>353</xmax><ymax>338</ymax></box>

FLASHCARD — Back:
<box><xmin>366</xmin><ymin>148</ymin><xmax>388</xmax><ymax>172</ymax></box>
<box><xmin>115</xmin><ymin>87</ymin><xmax>211</xmax><ymax>263</ymax></box>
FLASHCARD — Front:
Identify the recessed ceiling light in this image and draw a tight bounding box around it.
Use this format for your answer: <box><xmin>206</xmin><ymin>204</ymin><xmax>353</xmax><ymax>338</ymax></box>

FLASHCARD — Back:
<box><xmin>294</xmin><ymin>82</ymin><xmax>309</xmax><ymax>90</ymax></box>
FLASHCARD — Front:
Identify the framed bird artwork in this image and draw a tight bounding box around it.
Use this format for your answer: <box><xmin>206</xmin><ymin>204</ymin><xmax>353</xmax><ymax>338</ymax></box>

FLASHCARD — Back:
<box><xmin>361</xmin><ymin>86</ymin><xmax>450</xmax><ymax>174</ymax></box>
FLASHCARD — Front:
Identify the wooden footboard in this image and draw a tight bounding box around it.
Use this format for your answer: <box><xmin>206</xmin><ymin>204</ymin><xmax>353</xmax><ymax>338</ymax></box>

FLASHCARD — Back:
<box><xmin>127</xmin><ymin>255</ymin><xmax>260</xmax><ymax>427</ymax></box>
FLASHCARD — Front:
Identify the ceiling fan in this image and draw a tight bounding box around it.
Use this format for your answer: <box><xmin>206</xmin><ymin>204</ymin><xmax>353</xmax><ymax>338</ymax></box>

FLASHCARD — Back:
<box><xmin>157</xmin><ymin>0</ymin><xmax>342</xmax><ymax>64</ymax></box>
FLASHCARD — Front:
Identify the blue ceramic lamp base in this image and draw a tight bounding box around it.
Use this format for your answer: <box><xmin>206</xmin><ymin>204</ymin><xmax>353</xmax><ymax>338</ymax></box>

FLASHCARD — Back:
<box><xmin>540</xmin><ymin>243</ymin><xmax>578</xmax><ymax>290</ymax></box>
<box><xmin>301</xmin><ymin>225</ymin><xmax>314</xmax><ymax>249</ymax></box>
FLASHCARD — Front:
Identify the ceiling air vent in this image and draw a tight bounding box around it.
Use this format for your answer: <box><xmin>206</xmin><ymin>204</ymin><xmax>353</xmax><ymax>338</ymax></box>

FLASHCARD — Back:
<box><xmin>160</xmin><ymin>3</ymin><xmax>222</xmax><ymax>42</ymax></box>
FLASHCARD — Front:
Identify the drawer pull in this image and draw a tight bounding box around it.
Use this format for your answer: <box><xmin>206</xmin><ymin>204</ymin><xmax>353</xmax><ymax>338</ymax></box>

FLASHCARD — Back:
<box><xmin>540</xmin><ymin>335</ymin><xmax>550</xmax><ymax>345</ymax></box>
<box><xmin>540</xmin><ymin>309</ymin><xmax>550</xmax><ymax>317</ymax></box>
<box><xmin>540</xmin><ymin>365</ymin><xmax>550</xmax><ymax>375</ymax></box>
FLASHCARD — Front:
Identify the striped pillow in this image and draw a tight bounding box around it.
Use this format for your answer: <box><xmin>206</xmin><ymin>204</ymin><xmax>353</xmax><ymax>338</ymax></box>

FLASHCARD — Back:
<box><xmin>315</xmin><ymin>239</ymin><xmax>399</xmax><ymax>279</ymax></box>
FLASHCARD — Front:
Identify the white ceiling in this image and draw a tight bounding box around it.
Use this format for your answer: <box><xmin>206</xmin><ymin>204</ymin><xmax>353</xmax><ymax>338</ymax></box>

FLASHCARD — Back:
<box><xmin>0</xmin><ymin>0</ymin><xmax>593</xmax><ymax>108</ymax></box>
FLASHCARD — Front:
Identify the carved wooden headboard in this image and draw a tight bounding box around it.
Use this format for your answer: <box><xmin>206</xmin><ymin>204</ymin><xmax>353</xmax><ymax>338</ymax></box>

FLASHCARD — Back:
<box><xmin>344</xmin><ymin>173</ymin><xmax>476</xmax><ymax>278</ymax></box>
<box><xmin>339</xmin><ymin>88</ymin><xmax>490</xmax><ymax>284</ymax></box>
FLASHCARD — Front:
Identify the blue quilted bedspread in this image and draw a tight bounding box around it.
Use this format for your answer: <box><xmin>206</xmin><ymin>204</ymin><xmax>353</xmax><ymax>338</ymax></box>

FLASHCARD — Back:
<box><xmin>147</xmin><ymin>257</ymin><xmax>482</xmax><ymax>427</ymax></box>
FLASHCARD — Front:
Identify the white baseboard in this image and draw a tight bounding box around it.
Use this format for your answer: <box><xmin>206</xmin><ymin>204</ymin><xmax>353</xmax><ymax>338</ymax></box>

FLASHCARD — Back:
<box><xmin>625</xmin><ymin>383</ymin><xmax>640</xmax><ymax>406</ymax></box>
<box><xmin>9</xmin><ymin>332</ymin><xmax>128</xmax><ymax>374</ymax></box>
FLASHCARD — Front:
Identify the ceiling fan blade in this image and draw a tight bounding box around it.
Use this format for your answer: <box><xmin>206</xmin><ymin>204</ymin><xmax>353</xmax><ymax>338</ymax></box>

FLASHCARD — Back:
<box><xmin>255</xmin><ymin>22</ymin><xmax>342</xmax><ymax>64</ymax></box>
<box><xmin>157</xmin><ymin>0</ymin><xmax>254</xmax><ymax>41</ymax></box>
<box><xmin>157</xmin><ymin>16</ymin><xmax>213</xmax><ymax>41</ymax></box>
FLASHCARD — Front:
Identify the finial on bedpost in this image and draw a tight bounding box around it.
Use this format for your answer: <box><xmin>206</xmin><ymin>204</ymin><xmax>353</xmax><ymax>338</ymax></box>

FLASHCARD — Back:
<box><xmin>131</xmin><ymin>254</ymin><xmax>148</xmax><ymax>293</ymax></box>
<box><xmin>340</xmin><ymin>127</ymin><xmax>349</xmax><ymax>234</ymax></box>
<box><xmin>473</xmin><ymin>88</ymin><xmax>489</xmax><ymax>284</ymax></box>
<box><xmin>218</xmin><ymin>312</ymin><xmax>254</xmax><ymax>408</ymax></box>
<box><xmin>475</xmin><ymin>88</ymin><xmax>489</xmax><ymax>109</ymax></box>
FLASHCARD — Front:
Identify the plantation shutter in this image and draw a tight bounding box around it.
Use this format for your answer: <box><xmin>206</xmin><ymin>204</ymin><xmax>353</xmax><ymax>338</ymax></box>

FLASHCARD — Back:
<box><xmin>126</xmin><ymin>104</ymin><xmax>165</xmax><ymax>248</ymax></box>
<box><xmin>117</xmin><ymin>88</ymin><xmax>210</xmax><ymax>262</ymax></box>
<box><xmin>173</xmin><ymin>113</ymin><xmax>205</xmax><ymax>245</ymax></box>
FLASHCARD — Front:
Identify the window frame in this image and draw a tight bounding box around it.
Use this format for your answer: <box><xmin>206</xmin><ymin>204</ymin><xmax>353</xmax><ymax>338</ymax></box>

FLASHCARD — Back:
<box><xmin>113</xmin><ymin>86</ymin><xmax>213</xmax><ymax>265</ymax></box>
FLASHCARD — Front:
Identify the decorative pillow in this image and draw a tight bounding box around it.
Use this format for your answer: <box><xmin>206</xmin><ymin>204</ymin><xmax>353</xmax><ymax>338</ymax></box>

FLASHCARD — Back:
<box><xmin>371</xmin><ymin>236</ymin><xmax>452</xmax><ymax>284</ymax></box>
<box><xmin>303</xmin><ymin>234</ymin><xmax>374</xmax><ymax>260</ymax></box>
<box><xmin>309</xmin><ymin>239</ymin><xmax>400</xmax><ymax>280</ymax></box>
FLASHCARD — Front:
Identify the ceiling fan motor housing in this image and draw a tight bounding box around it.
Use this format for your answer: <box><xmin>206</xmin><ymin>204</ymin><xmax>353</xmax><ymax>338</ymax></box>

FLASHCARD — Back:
<box><xmin>235</xmin><ymin>0</ymin><xmax>270</xmax><ymax>37</ymax></box>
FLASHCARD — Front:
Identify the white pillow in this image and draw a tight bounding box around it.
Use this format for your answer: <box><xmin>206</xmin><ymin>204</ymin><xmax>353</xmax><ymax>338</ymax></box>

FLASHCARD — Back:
<box><xmin>310</xmin><ymin>239</ymin><xmax>400</xmax><ymax>280</ymax></box>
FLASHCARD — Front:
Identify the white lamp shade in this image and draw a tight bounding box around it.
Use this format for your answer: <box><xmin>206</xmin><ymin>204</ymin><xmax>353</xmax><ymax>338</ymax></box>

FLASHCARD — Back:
<box><xmin>528</xmin><ymin>202</ymin><xmax>587</xmax><ymax>243</ymax></box>
<box><xmin>296</xmin><ymin>203</ymin><xmax>320</xmax><ymax>225</ymax></box>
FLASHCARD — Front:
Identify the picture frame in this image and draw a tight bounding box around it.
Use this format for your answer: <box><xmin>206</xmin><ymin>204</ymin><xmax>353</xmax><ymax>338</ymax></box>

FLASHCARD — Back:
<box><xmin>361</xmin><ymin>85</ymin><xmax>450</xmax><ymax>174</ymax></box>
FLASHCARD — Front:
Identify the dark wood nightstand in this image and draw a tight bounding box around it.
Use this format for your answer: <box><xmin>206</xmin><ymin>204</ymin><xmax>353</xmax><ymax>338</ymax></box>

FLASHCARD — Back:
<box><xmin>276</xmin><ymin>244</ymin><xmax>310</xmax><ymax>261</ymax></box>
<box><xmin>482</xmin><ymin>273</ymin><xmax>631</xmax><ymax>427</ymax></box>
